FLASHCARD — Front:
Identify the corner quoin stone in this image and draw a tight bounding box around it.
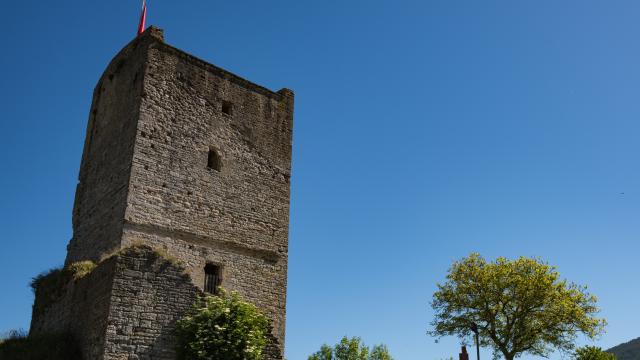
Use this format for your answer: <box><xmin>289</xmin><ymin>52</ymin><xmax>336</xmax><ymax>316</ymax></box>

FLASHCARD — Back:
<box><xmin>30</xmin><ymin>26</ymin><xmax>294</xmax><ymax>360</ymax></box>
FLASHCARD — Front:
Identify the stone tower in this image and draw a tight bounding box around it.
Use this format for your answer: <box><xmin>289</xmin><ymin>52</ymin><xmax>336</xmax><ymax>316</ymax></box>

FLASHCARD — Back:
<box><xmin>30</xmin><ymin>27</ymin><xmax>293</xmax><ymax>359</ymax></box>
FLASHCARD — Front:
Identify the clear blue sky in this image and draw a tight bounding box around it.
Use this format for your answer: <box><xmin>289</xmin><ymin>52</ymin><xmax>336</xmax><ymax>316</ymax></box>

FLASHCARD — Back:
<box><xmin>0</xmin><ymin>1</ymin><xmax>638</xmax><ymax>359</ymax></box>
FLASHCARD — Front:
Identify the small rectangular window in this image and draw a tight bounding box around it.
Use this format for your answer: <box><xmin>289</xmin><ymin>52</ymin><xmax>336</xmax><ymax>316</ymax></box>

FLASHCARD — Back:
<box><xmin>204</xmin><ymin>264</ymin><xmax>221</xmax><ymax>294</ymax></box>
<box><xmin>222</xmin><ymin>101</ymin><xmax>233</xmax><ymax>115</ymax></box>
<box><xmin>207</xmin><ymin>148</ymin><xmax>222</xmax><ymax>171</ymax></box>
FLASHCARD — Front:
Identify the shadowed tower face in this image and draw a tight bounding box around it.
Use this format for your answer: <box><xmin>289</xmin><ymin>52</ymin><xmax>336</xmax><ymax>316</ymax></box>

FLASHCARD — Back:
<box><xmin>66</xmin><ymin>27</ymin><xmax>293</xmax><ymax>349</ymax></box>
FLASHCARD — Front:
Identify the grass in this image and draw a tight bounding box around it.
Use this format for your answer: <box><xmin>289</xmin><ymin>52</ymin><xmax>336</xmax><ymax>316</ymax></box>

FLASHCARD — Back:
<box><xmin>67</xmin><ymin>261</ymin><xmax>97</xmax><ymax>280</ymax></box>
<box><xmin>32</xmin><ymin>243</ymin><xmax>186</xmax><ymax>313</ymax></box>
<box><xmin>30</xmin><ymin>260</ymin><xmax>97</xmax><ymax>313</ymax></box>
<box><xmin>23</xmin><ymin>244</ymin><xmax>187</xmax><ymax>358</ymax></box>
<box><xmin>100</xmin><ymin>241</ymin><xmax>184</xmax><ymax>267</ymax></box>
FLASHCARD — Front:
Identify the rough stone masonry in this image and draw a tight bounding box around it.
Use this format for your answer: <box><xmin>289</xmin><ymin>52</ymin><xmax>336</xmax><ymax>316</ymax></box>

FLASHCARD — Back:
<box><xmin>30</xmin><ymin>26</ymin><xmax>294</xmax><ymax>360</ymax></box>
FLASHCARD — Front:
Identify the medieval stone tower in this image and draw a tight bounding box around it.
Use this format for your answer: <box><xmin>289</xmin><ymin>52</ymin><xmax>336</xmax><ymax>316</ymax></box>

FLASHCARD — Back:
<box><xmin>30</xmin><ymin>27</ymin><xmax>293</xmax><ymax>360</ymax></box>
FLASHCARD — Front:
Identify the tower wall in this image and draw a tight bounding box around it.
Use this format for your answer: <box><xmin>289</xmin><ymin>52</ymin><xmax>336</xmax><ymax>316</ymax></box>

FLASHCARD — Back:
<box><xmin>32</xmin><ymin>246</ymin><xmax>202</xmax><ymax>360</ymax></box>
<box><xmin>31</xmin><ymin>257</ymin><xmax>117</xmax><ymax>359</ymax></box>
<box><xmin>66</xmin><ymin>29</ymin><xmax>165</xmax><ymax>264</ymax></box>
<box><xmin>121</xmin><ymin>37</ymin><xmax>293</xmax><ymax>343</ymax></box>
<box><xmin>52</xmin><ymin>26</ymin><xmax>293</xmax><ymax>356</ymax></box>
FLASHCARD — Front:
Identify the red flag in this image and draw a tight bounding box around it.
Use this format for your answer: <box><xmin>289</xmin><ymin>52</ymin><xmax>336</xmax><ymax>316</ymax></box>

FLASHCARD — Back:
<box><xmin>137</xmin><ymin>0</ymin><xmax>147</xmax><ymax>36</ymax></box>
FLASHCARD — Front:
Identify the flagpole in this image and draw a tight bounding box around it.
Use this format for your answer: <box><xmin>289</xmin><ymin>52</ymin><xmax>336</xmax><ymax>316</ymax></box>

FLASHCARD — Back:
<box><xmin>137</xmin><ymin>0</ymin><xmax>147</xmax><ymax>36</ymax></box>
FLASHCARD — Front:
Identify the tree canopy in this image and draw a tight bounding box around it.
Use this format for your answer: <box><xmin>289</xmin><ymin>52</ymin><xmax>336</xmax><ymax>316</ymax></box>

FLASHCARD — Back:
<box><xmin>429</xmin><ymin>253</ymin><xmax>606</xmax><ymax>360</ymax></box>
<box><xmin>308</xmin><ymin>336</ymin><xmax>393</xmax><ymax>360</ymax></box>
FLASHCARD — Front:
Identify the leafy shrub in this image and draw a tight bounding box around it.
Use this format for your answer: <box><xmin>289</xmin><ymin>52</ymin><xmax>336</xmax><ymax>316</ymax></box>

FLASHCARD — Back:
<box><xmin>175</xmin><ymin>289</ymin><xmax>270</xmax><ymax>360</ymax></box>
<box><xmin>308</xmin><ymin>336</ymin><xmax>394</xmax><ymax>360</ymax></box>
<box><xmin>575</xmin><ymin>346</ymin><xmax>616</xmax><ymax>360</ymax></box>
<box><xmin>0</xmin><ymin>330</ymin><xmax>82</xmax><ymax>360</ymax></box>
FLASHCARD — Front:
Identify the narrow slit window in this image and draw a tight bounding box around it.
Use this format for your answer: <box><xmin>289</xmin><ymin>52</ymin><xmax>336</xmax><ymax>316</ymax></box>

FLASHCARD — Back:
<box><xmin>222</xmin><ymin>101</ymin><xmax>233</xmax><ymax>115</ymax></box>
<box><xmin>207</xmin><ymin>148</ymin><xmax>222</xmax><ymax>171</ymax></box>
<box><xmin>204</xmin><ymin>264</ymin><xmax>221</xmax><ymax>295</ymax></box>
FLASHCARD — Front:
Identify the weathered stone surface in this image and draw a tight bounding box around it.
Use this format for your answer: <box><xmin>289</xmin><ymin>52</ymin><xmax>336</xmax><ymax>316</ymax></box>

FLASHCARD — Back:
<box><xmin>31</xmin><ymin>26</ymin><xmax>293</xmax><ymax>359</ymax></box>
<box><xmin>31</xmin><ymin>257</ymin><xmax>116</xmax><ymax>359</ymax></box>
<box><xmin>102</xmin><ymin>246</ymin><xmax>199</xmax><ymax>360</ymax></box>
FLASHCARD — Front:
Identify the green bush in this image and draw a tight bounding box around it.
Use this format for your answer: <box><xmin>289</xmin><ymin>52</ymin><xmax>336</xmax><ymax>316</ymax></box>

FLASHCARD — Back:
<box><xmin>308</xmin><ymin>336</ymin><xmax>394</xmax><ymax>360</ymax></box>
<box><xmin>175</xmin><ymin>289</ymin><xmax>270</xmax><ymax>360</ymax></box>
<box><xmin>575</xmin><ymin>346</ymin><xmax>616</xmax><ymax>360</ymax></box>
<box><xmin>0</xmin><ymin>330</ymin><xmax>82</xmax><ymax>360</ymax></box>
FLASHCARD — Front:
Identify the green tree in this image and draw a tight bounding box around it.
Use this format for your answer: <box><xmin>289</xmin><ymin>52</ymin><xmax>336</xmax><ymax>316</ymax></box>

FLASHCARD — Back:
<box><xmin>370</xmin><ymin>344</ymin><xmax>393</xmax><ymax>360</ymax></box>
<box><xmin>575</xmin><ymin>346</ymin><xmax>616</xmax><ymax>360</ymax></box>
<box><xmin>429</xmin><ymin>253</ymin><xmax>606</xmax><ymax>360</ymax></box>
<box><xmin>308</xmin><ymin>336</ymin><xmax>394</xmax><ymax>360</ymax></box>
<box><xmin>175</xmin><ymin>289</ymin><xmax>270</xmax><ymax>360</ymax></box>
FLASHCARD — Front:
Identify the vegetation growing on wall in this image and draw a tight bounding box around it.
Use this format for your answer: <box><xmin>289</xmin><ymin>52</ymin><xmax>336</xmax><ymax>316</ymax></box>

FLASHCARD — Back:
<box><xmin>175</xmin><ymin>289</ymin><xmax>270</xmax><ymax>360</ymax></box>
<box><xmin>30</xmin><ymin>260</ymin><xmax>96</xmax><ymax>312</ymax></box>
<box><xmin>99</xmin><ymin>242</ymin><xmax>183</xmax><ymax>268</ymax></box>
<box><xmin>31</xmin><ymin>244</ymin><xmax>185</xmax><ymax>314</ymax></box>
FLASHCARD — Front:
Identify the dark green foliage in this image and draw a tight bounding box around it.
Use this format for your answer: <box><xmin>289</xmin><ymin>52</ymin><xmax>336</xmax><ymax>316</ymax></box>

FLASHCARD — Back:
<box><xmin>308</xmin><ymin>336</ymin><xmax>394</xmax><ymax>360</ymax></box>
<box><xmin>175</xmin><ymin>289</ymin><xmax>270</xmax><ymax>360</ymax></box>
<box><xmin>607</xmin><ymin>338</ymin><xmax>640</xmax><ymax>360</ymax></box>
<box><xmin>0</xmin><ymin>330</ymin><xmax>82</xmax><ymax>360</ymax></box>
<box><xmin>575</xmin><ymin>346</ymin><xmax>616</xmax><ymax>360</ymax></box>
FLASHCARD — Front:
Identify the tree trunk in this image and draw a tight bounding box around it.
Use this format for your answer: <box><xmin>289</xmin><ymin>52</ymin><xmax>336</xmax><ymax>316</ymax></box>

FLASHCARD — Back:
<box><xmin>501</xmin><ymin>350</ymin><xmax>514</xmax><ymax>360</ymax></box>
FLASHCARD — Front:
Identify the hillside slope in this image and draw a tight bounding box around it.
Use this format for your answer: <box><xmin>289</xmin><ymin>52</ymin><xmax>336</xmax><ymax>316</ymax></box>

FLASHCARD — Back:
<box><xmin>608</xmin><ymin>337</ymin><xmax>640</xmax><ymax>360</ymax></box>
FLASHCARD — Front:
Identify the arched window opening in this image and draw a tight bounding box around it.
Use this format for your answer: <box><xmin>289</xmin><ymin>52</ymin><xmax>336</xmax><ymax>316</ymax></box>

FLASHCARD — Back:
<box><xmin>204</xmin><ymin>264</ymin><xmax>221</xmax><ymax>295</ymax></box>
<box><xmin>207</xmin><ymin>148</ymin><xmax>222</xmax><ymax>171</ymax></box>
